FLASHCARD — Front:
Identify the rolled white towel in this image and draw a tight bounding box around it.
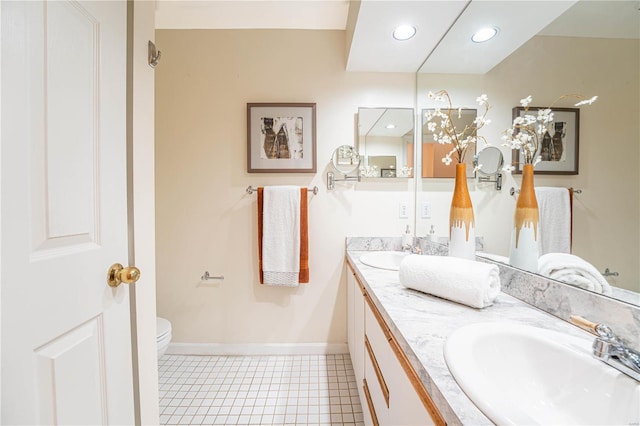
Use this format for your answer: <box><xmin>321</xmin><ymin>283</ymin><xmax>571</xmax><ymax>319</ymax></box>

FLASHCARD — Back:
<box><xmin>538</xmin><ymin>253</ymin><xmax>612</xmax><ymax>295</ymax></box>
<box><xmin>399</xmin><ymin>255</ymin><xmax>501</xmax><ymax>309</ymax></box>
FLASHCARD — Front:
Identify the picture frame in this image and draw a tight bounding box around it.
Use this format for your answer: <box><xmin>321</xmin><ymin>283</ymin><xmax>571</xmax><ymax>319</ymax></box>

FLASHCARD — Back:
<box><xmin>511</xmin><ymin>106</ymin><xmax>580</xmax><ymax>175</ymax></box>
<box><xmin>381</xmin><ymin>169</ymin><xmax>397</xmax><ymax>178</ymax></box>
<box><xmin>247</xmin><ymin>103</ymin><xmax>317</xmax><ymax>173</ymax></box>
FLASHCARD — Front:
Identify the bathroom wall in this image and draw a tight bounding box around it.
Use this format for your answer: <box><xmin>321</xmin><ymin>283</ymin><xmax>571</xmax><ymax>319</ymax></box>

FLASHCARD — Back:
<box><xmin>154</xmin><ymin>29</ymin><xmax>415</xmax><ymax>345</ymax></box>
<box><xmin>416</xmin><ymin>36</ymin><xmax>639</xmax><ymax>292</ymax></box>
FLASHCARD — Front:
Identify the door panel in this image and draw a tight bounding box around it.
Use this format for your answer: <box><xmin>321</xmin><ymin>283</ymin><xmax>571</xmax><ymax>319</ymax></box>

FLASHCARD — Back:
<box><xmin>1</xmin><ymin>1</ymin><xmax>134</xmax><ymax>424</ymax></box>
<box><xmin>32</xmin><ymin>1</ymin><xmax>100</xmax><ymax>256</ymax></box>
<box><xmin>35</xmin><ymin>316</ymin><xmax>107</xmax><ymax>425</ymax></box>
<box><xmin>43</xmin><ymin>1</ymin><xmax>98</xmax><ymax>242</ymax></box>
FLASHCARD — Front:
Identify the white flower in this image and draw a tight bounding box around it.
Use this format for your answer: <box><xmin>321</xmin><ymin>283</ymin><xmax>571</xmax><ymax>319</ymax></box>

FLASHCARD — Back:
<box><xmin>474</xmin><ymin>116</ymin><xmax>491</xmax><ymax>126</ymax></box>
<box><xmin>502</xmin><ymin>164</ymin><xmax>515</xmax><ymax>173</ymax></box>
<box><xmin>513</xmin><ymin>117</ymin><xmax>525</xmax><ymax>126</ymax></box>
<box><xmin>474</xmin><ymin>163</ymin><xmax>483</xmax><ymax>173</ymax></box>
<box><xmin>425</xmin><ymin>89</ymin><xmax>491</xmax><ymax>165</ymax></box>
<box><xmin>575</xmin><ymin>95</ymin><xmax>598</xmax><ymax>106</ymax></box>
<box><xmin>533</xmin><ymin>155</ymin><xmax>542</xmax><ymax>166</ymax></box>
<box><xmin>520</xmin><ymin>95</ymin><xmax>533</xmax><ymax>107</ymax></box>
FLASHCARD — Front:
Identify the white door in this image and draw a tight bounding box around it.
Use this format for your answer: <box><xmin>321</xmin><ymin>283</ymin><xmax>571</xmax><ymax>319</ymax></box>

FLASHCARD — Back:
<box><xmin>1</xmin><ymin>1</ymin><xmax>135</xmax><ymax>424</ymax></box>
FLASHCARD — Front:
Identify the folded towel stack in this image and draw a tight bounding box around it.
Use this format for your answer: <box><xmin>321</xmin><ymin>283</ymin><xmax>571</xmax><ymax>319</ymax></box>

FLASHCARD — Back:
<box><xmin>538</xmin><ymin>253</ymin><xmax>612</xmax><ymax>295</ymax></box>
<box><xmin>399</xmin><ymin>255</ymin><xmax>501</xmax><ymax>309</ymax></box>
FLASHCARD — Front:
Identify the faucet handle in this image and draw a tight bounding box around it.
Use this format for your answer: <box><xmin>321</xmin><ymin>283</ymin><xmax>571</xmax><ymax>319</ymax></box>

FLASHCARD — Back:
<box><xmin>570</xmin><ymin>315</ymin><xmax>619</xmax><ymax>342</ymax></box>
<box><xmin>570</xmin><ymin>315</ymin><xmax>600</xmax><ymax>334</ymax></box>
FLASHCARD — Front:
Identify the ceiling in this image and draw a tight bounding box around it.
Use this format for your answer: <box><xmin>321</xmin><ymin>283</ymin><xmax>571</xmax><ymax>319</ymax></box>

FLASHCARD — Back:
<box><xmin>155</xmin><ymin>0</ymin><xmax>640</xmax><ymax>74</ymax></box>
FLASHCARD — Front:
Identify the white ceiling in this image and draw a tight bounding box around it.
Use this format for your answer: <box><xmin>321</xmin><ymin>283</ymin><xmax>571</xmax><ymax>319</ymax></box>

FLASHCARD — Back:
<box><xmin>417</xmin><ymin>0</ymin><xmax>578</xmax><ymax>74</ymax></box>
<box><xmin>155</xmin><ymin>0</ymin><xmax>640</xmax><ymax>74</ymax></box>
<box><xmin>155</xmin><ymin>0</ymin><xmax>349</xmax><ymax>30</ymax></box>
<box><xmin>345</xmin><ymin>0</ymin><xmax>469</xmax><ymax>72</ymax></box>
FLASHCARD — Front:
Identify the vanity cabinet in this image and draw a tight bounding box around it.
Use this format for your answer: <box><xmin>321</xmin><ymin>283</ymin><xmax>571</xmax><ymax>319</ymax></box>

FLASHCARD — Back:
<box><xmin>347</xmin><ymin>262</ymin><xmax>446</xmax><ymax>426</ymax></box>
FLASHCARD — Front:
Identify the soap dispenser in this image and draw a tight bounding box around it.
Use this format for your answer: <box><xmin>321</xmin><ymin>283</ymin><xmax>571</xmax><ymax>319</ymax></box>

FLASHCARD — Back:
<box><xmin>402</xmin><ymin>225</ymin><xmax>413</xmax><ymax>251</ymax></box>
<box><xmin>428</xmin><ymin>225</ymin><xmax>438</xmax><ymax>243</ymax></box>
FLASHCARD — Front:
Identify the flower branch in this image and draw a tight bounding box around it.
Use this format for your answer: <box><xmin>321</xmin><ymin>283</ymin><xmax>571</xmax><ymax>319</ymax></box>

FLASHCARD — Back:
<box><xmin>502</xmin><ymin>93</ymin><xmax>597</xmax><ymax>171</ymax></box>
<box><xmin>425</xmin><ymin>90</ymin><xmax>491</xmax><ymax>166</ymax></box>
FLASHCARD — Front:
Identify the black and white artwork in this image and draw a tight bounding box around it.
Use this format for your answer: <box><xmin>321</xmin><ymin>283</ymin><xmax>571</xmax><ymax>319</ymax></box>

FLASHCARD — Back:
<box><xmin>260</xmin><ymin>116</ymin><xmax>304</xmax><ymax>160</ymax></box>
<box><xmin>511</xmin><ymin>107</ymin><xmax>580</xmax><ymax>175</ymax></box>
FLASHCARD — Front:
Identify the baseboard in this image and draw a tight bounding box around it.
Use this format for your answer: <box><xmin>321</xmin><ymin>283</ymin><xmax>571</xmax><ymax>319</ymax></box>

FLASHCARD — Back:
<box><xmin>166</xmin><ymin>342</ymin><xmax>349</xmax><ymax>356</ymax></box>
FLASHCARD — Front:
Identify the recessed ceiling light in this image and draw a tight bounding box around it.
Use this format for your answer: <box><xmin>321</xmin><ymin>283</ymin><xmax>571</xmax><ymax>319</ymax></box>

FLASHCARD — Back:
<box><xmin>385</xmin><ymin>124</ymin><xmax>396</xmax><ymax>129</ymax></box>
<box><xmin>393</xmin><ymin>25</ymin><xmax>416</xmax><ymax>41</ymax></box>
<box><xmin>471</xmin><ymin>27</ymin><xmax>499</xmax><ymax>43</ymax></box>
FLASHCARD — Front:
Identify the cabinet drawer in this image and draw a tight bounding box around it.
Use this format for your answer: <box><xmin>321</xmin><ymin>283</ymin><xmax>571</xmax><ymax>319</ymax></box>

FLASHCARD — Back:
<box><xmin>364</xmin><ymin>301</ymin><xmax>392</xmax><ymax>408</ymax></box>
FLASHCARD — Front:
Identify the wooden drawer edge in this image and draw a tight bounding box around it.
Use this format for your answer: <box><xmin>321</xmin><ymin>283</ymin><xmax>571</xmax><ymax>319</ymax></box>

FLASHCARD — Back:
<box><xmin>388</xmin><ymin>334</ymin><xmax>447</xmax><ymax>426</ymax></box>
<box><xmin>362</xmin><ymin>378</ymin><xmax>380</xmax><ymax>426</ymax></box>
<box><xmin>364</xmin><ymin>293</ymin><xmax>392</xmax><ymax>342</ymax></box>
<box><xmin>364</xmin><ymin>335</ymin><xmax>390</xmax><ymax>408</ymax></box>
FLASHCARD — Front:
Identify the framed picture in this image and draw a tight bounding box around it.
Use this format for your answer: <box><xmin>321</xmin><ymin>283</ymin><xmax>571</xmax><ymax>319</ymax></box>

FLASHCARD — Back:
<box><xmin>511</xmin><ymin>106</ymin><xmax>580</xmax><ymax>175</ymax></box>
<box><xmin>247</xmin><ymin>103</ymin><xmax>316</xmax><ymax>173</ymax></box>
<box><xmin>381</xmin><ymin>169</ymin><xmax>397</xmax><ymax>178</ymax></box>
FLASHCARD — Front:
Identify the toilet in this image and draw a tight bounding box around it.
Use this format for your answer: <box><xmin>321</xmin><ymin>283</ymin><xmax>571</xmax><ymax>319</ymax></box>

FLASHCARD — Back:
<box><xmin>156</xmin><ymin>317</ymin><xmax>172</xmax><ymax>359</ymax></box>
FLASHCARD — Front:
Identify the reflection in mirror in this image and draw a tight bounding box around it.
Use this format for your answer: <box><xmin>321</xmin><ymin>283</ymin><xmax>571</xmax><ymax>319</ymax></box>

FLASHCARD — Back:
<box><xmin>421</xmin><ymin>109</ymin><xmax>476</xmax><ymax>178</ymax></box>
<box><xmin>331</xmin><ymin>145</ymin><xmax>360</xmax><ymax>175</ymax></box>
<box><xmin>357</xmin><ymin>108</ymin><xmax>413</xmax><ymax>178</ymax></box>
<box><xmin>474</xmin><ymin>146</ymin><xmax>503</xmax><ymax>190</ymax></box>
<box><xmin>415</xmin><ymin>1</ymin><xmax>639</xmax><ymax>306</ymax></box>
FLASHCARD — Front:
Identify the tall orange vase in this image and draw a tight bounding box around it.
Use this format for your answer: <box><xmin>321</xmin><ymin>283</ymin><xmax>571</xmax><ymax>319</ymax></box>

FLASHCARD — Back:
<box><xmin>509</xmin><ymin>164</ymin><xmax>539</xmax><ymax>272</ymax></box>
<box><xmin>449</xmin><ymin>163</ymin><xmax>475</xmax><ymax>259</ymax></box>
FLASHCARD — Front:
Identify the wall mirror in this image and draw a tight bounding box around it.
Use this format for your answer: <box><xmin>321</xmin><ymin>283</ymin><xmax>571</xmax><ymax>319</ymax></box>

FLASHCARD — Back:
<box><xmin>330</xmin><ymin>145</ymin><xmax>360</xmax><ymax>175</ymax></box>
<box><xmin>357</xmin><ymin>108</ymin><xmax>414</xmax><ymax>178</ymax></box>
<box><xmin>414</xmin><ymin>1</ymin><xmax>639</xmax><ymax>306</ymax></box>
<box><xmin>474</xmin><ymin>146</ymin><xmax>503</xmax><ymax>190</ymax></box>
<box><xmin>420</xmin><ymin>108</ymin><xmax>476</xmax><ymax>178</ymax></box>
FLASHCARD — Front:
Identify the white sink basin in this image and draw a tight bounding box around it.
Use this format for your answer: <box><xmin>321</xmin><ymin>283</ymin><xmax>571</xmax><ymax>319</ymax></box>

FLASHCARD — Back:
<box><xmin>444</xmin><ymin>322</ymin><xmax>640</xmax><ymax>425</ymax></box>
<box><xmin>359</xmin><ymin>251</ymin><xmax>409</xmax><ymax>271</ymax></box>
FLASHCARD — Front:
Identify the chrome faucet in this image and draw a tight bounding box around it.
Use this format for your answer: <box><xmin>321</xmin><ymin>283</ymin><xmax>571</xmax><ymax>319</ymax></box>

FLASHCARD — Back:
<box><xmin>401</xmin><ymin>239</ymin><xmax>421</xmax><ymax>254</ymax></box>
<box><xmin>571</xmin><ymin>315</ymin><xmax>640</xmax><ymax>382</ymax></box>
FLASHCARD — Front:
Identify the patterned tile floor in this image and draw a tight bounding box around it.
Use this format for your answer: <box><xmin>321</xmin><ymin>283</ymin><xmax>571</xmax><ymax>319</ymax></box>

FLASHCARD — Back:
<box><xmin>158</xmin><ymin>354</ymin><xmax>364</xmax><ymax>425</ymax></box>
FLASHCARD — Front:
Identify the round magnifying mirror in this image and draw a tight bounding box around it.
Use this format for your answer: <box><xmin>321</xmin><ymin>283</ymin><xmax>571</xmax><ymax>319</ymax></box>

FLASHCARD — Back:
<box><xmin>331</xmin><ymin>145</ymin><xmax>361</xmax><ymax>174</ymax></box>
<box><xmin>474</xmin><ymin>146</ymin><xmax>504</xmax><ymax>176</ymax></box>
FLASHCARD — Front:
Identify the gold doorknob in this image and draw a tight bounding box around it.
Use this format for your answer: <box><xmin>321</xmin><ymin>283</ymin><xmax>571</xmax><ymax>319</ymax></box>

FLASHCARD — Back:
<box><xmin>107</xmin><ymin>263</ymin><xmax>141</xmax><ymax>287</ymax></box>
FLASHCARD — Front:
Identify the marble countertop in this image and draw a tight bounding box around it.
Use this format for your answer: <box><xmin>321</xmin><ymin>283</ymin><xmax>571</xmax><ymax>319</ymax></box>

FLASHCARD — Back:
<box><xmin>346</xmin><ymin>250</ymin><xmax>596</xmax><ymax>426</ymax></box>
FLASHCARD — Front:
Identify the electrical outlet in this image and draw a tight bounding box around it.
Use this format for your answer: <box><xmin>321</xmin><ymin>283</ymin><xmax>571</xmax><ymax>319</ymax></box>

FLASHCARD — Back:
<box><xmin>399</xmin><ymin>202</ymin><xmax>408</xmax><ymax>219</ymax></box>
<box><xmin>421</xmin><ymin>202</ymin><xmax>432</xmax><ymax>219</ymax></box>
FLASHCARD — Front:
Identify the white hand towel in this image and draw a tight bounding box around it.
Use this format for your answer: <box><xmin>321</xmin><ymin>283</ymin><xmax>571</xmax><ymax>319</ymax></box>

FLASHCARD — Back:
<box><xmin>538</xmin><ymin>253</ymin><xmax>612</xmax><ymax>295</ymax></box>
<box><xmin>399</xmin><ymin>255</ymin><xmax>501</xmax><ymax>309</ymax></box>
<box><xmin>535</xmin><ymin>187</ymin><xmax>571</xmax><ymax>255</ymax></box>
<box><xmin>262</xmin><ymin>186</ymin><xmax>300</xmax><ymax>286</ymax></box>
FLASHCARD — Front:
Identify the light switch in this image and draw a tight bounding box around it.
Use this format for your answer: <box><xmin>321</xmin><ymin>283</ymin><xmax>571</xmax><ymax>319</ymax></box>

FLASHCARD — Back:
<box><xmin>421</xmin><ymin>202</ymin><xmax>432</xmax><ymax>219</ymax></box>
<box><xmin>399</xmin><ymin>202</ymin><xmax>409</xmax><ymax>219</ymax></box>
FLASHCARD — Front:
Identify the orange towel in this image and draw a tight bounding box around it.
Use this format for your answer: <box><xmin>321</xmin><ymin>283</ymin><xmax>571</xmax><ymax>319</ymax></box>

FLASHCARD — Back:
<box><xmin>258</xmin><ymin>187</ymin><xmax>309</xmax><ymax>284</ymax></box>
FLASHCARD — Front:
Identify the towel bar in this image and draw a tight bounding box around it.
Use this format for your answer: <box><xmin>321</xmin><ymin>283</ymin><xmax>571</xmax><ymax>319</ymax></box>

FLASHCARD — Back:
<box><xmin>509</xmin><ymin>187</ymin><xmax>582</xmax><ymax>196</ymax></box>
<box><xmin>246</xmin><ymin>185</ymin><xmax>318</xmax><ymax>195</ymax></box>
